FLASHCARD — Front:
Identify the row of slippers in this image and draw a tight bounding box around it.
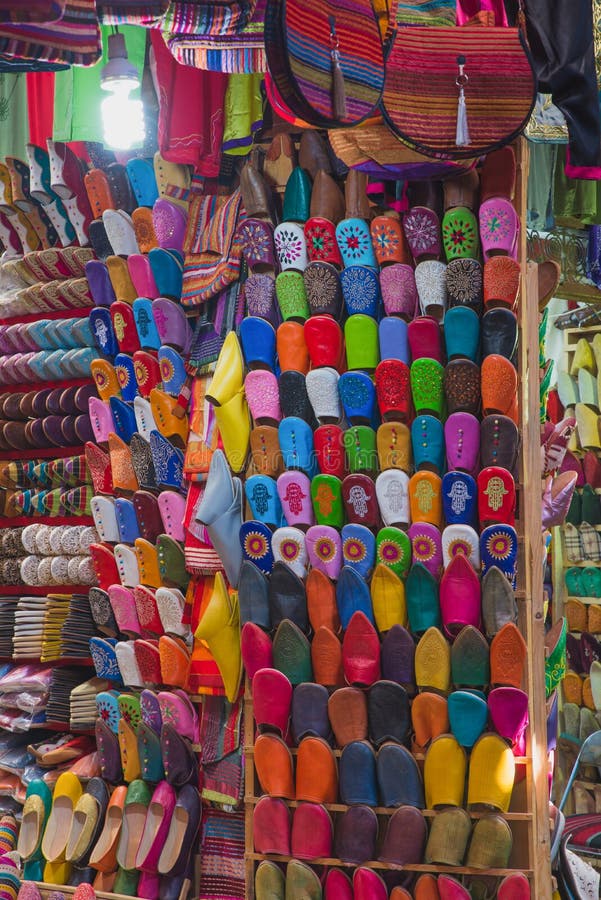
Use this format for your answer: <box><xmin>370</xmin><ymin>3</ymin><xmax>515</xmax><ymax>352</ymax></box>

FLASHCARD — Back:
<box><xmin>206</xmin><ymin>335</ymin><xmax>520</xmax><ymax>476</ymax></box>
<box><xmin>16</xmin><ymin>553</ymin><xmax>96</xmax><ymax>587</ymax></box>
<box><xmin>237</xmin><ymin>345</ymin><xmax>518</xmax><ymax>427</ymax></box>
<box><xmin>0</xmin><ymin>416</ymin><xmax>94</xmax><ymax>452</ymax></box>
<box><xmin>88</xmin><ymin>584</ymin><xmax>189</xmax><ymax>642</ymax></box>
<box><xmin>237</xmin><ymin>557</ymin><xmax>518</xmax><ymax>645</ymax></box>
<box><xmin>91</xmin><ymin>349</ymin><xmax>187</xmax><ymax>404</ymax></box>
<box><xmin>0</xmin><ymin>349</ymin><xmax>96</xmax><ymax>386</ymax></box>
<box><xmin>251</xmin><ymin>670</ymin><xmax>527</xmax><ymax>756</ymax></box>
<box><xmin>242</xmin><ymin>145</ymin><xmax>518</xmax><ymax>266</ymax></box>
<box><xmin>1</xmin><ymin>247</ymin><xmax>92</xmax><ymax>286</ymax></box>
<box><xmin>1</xmin><ymin>455</ymin><xmax>91</xmax><ymax>489</ymax></box>
<box><xmin>565</xmin><ymin>485</ymin><xmax>601</xmax><ymax>525</ymax></box>
<box><xmin>1</xmin><ymin>143</ymin><xmax>190</xmax><ymax>257</ymax></box>
<box><xmin>238</xmin><ymin>560</ymin><xmax>517</xmax><ymax>644</ymax></box>
<box><xmin>0</xmin><ymin>246</ymin><xmax>183</xmax><ymax>319</ymax></box>
<box><xmin>253</xmin><ymin>860</ymin><xmax>530</xmax><ymax>899</ymax></box>
<box><xmin>242</xmin><ymin>254</ymin><xmax>516</xmax><ymax>324</ymax></box>
<box><xmin>0</xmin><ymin>317</ymin><xmax>93</xmax><ymax>354</ymax></box>
<box><xmin>236</xmin><ymin>298</ymin><xmax>517</xmax><ymax>367</ymax></box>
<box><xmin>88</xmin><ymin>390</ymin><xmax>189</xmax><ymax>452</ymax></box>
<box><xmin>218</xmin><ymin>513</ymin><xmax>519</xmax><ymax>592</ymax></box>
<box><xmin>210</xmin><ymin>577</ymin><xmax>527</xmax><ymax>701</ymax></box>
<box><xmin>223</xmin><ymin>315</ymin><xmax>517</xmax><ymax>399</ymax></box>
<box><xmin>241</xmin><ymin>217</ymin><xmax>520</xmax><ymax>310</ymax></box>
<box><xmin>563</xmin><ymin>663</ymin><xmax>601</xmax><ymax>711</ymax></box>
<box><xmin>241</xmin><ymin>232</ymin><xmax>520</xmax><ymax>320</ymax></box>
<box><xmin>86</xmin><ymin>249</ymin><xmax>183</xmax><ymax>307</ymax></box>
<box><xmin>253</xmin><ymin>802</ymin><xmax>516</xmax><ymax>872</ymax></box>
<box><xmin>561</xmin><ymin>523</ymin><xmax>601</xmax><ymax>565</ymax></box>
<box><xmin>89</xmin><ymin>295</ymin><xmax>192</xmax><ymax>361</ymax></box>
<box><xmin>90</xmin><ymin>635</ymin><xmax>192</xmax><ymax>692</ymax></box>
<box><xmin>0</xmin><ymin>487</ymin><xmax>93</xmax><ymax>518</ymax></box>
<box><xmin>84</xmin><ymin>431</ymin><xmax>185</xmax><ymax>496</ymax></box>
<box><xmin>18</xmin><ymin>774</ymin><xmax>199</xmax><ymax>890</ymax></box>
<box><xmin>0</xmin><ymin>386</ymin><xmax>95</xmax><ymax>424</ymax></box>
<box><xmin>237</xmin><ymin>464</ymin><xmax>518</xmax><ymax>533</ymax></box>
<box><xmin>88</xmin><ymin>532</ymin><xmax>188</xmax><ymax>593</ymax></box>
<box><xmin>242</xmin><ymin>618</ymin><xmax>527</xmax><ymax>697</ymax></box>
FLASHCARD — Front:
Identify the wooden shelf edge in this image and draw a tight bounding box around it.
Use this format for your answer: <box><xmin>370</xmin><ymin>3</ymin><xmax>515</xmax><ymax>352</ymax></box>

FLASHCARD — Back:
<box><xmin>246</xmin><ymin>854</ymin><xmax>533</xmax><ymax>876</ymax></box>
<box><xmin>243</xmin><ymin>797</ymin><xmax>532</xmax><ymax>820</ymax></box>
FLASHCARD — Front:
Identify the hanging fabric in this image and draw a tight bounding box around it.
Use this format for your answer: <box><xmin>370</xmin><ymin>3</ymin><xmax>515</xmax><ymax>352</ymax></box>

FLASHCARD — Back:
<box><xmin>26</xmin><ymin>71</ymin><xmax>55</xmax><ymax>145</ymax></box>
<box><xmin>0</xmin><ymin>73</ymin><xmax>29</xmax><ymax>160</ymax></box>
<box><xmin>0</xmin><ymin>0</ymin><xmax>101</xmax><ymax>67</ymax></box>
<box><xmin>150</xmin><ymin>30</ymin><xmax>227</xmax><ymax>174</ymax></box>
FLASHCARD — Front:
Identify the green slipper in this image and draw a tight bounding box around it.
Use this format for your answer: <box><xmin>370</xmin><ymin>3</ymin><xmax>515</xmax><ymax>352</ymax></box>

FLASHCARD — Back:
<box><xmin>376</xmin><ymin>526</ymin><xmax>412</xmax><ymax>580</ymax></box>
<box><xmin>545</xmin><ymin>616</ymin><xmax>567</xmax><ymax>697</ymax></box>
<box><xmin>276</xmin><ymin>271</ymin><xmax>310</xmax><ymax>321</ymax></box>
<box><xmin>285</xmin><ymin>859</ymin><xmax>322</xmax><ymax>900</ymax></box>
<box><xmin>344</xmin><ymin>314</ymin><xmax>379</xmax><ymax>372</ymax></box>
<box><xmin>273</xmin><ymin>620</ymin><xmax>313</xmax><ymax>685</ymax></box>
<box><xmin>410</xmin><ymin>358</ymin><xmax>445</xmax><ymax>418</ymax></box>
<box><xmin>256</xmin><ymin>861</ymin><xmax>285</xmax><ymax>900</ymax></box>
<box><xmin>565</xmin><ymin>566</ymin><xmax>584</xmax><ymax>597</ymax></box>
<box><xmin>311</xmin><ymin>474</ymin><xmax>344</xmax><ymax>528</ymax></box>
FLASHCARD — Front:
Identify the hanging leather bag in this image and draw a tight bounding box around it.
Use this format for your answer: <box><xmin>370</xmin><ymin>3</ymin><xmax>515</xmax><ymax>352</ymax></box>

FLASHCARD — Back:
<box><xmin>381</xmin><ymin>0</ymin><xmax>537</xmax><ymax>159</ymax></box>
<box><xmin>264</xmin><ymin>0</ymin><xmax>386</xmax><ymax>128</ymax></box>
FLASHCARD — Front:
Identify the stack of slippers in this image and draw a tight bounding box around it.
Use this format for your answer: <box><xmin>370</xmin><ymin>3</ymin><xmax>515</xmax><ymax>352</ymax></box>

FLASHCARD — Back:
<box><xmin>184</xmin><ymin>140</ymin><xmax>539</xmax><ymax>896</ymax></box>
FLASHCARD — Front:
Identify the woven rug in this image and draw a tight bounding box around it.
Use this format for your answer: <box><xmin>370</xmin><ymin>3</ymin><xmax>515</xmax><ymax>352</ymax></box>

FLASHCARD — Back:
<box><xmin>199</xmin><ymin>808</ymin><xmax>245</xmax><ymax>900</ymax></box>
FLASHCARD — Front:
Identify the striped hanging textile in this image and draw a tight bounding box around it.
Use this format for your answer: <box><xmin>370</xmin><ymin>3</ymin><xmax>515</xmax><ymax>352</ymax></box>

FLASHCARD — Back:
<box><xmin>0</xmin><ymin>0</ymin><xmax>101</xmax><ymax>66</ymax></box>
<box><xmin>165</xmin><ymin>0</ymin><xmax>266</xmax><ymax>73</ymax></box>
<box><xmin>394</xmin><ymin>0</ymin><xmax>457</xmax><ymax>25</ymax></box>
<box><xmin>0</xmin><ymin>2</ymin><xmax>66</xmax><ymax>23</ymax></box>
<box><xmin>95</xmin><ymin>1</ymin><xmax>168</xmax><ymax>25</ymax></box>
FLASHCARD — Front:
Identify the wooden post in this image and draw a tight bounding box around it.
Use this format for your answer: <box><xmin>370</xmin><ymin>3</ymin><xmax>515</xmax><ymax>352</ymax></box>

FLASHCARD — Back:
<box><xmin>518</xmin><ymin>140</ymin><xmax>552</xmax><ymax>898</ymax></box>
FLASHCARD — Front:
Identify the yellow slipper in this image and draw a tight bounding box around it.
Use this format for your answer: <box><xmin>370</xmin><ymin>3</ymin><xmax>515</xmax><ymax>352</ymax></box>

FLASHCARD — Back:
<box><xmin>467</xmin><ymin>733</ymin><xmax>515</xmax><ymax>812</ymax></box>
<box><xmin>370</xmin><ymin>563</ymin><xmax>407</xmax><ymax>632</ymax></box>
<box><xmin>424</xmin><ymin>734</ymin><xmax>466</xmax><ymax>808</ymax></box>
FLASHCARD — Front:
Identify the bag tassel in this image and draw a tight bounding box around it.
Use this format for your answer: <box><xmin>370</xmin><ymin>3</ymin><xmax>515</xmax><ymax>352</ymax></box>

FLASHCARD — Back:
<box><xmin>329</xmin><ymin>16</ymin><xmax>347</xmax><ymax>121</ymax></box>
<box><xmin>455</xmin><ymin>55</ymin><xmax>471</xmax><ymax>147</ymax></box>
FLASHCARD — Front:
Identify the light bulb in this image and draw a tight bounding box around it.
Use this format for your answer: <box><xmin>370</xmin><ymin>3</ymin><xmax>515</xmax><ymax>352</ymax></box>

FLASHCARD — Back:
<box><xmin>102</xmin><ymin>86</ymin><xmax>145</xmax><ymax>151</ymax></box>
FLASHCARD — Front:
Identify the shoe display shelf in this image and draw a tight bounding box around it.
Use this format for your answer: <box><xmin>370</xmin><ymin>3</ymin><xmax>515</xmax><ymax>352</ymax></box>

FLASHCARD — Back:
<box><xmin>241</xmin><ymin>142</ymin><xmax>552</xmax><ymax>897</ymax></box>
<box><xmin>550</xmin><ymin>323</ymin><xmax>601</xmax><ymax>815</ymax></box>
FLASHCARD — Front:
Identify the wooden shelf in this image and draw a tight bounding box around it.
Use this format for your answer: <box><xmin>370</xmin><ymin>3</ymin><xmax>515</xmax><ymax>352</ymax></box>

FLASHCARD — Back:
<box><xmin>248</xmin><ymin>854</ymin><xmax>533</xmax><ymax>877</ymax></box>
<box><xmin>242</xmin><ymin>140</ymin><xmax>551</xmax><ymax>899</ymax></box>
<box><xmin>242</xmin><ymin>747</ymin><xmax>530</xmax><ymax>764</ymax></box>
<box><xmin>244</xmin><ymin>796</ymin><xmax>532</xmax><ymax>820</ymax></box>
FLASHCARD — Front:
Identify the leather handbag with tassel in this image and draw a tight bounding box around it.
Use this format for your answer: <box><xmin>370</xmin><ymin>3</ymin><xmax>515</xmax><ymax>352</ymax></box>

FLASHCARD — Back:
<box><xmin>381</xmin><ymin>0</ymin><xmax>537</xmax><ymax>159</ymax></box>
<box><xmin>264</xmin><ymin>0</ymin><xmax>386</xmax><ymax>128</ymax></box>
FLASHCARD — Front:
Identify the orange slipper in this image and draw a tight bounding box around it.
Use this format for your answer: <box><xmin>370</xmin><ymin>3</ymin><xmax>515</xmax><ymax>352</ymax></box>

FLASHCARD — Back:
<box><xmin>409</xmin><ymin>471</ymin><xmax>443</xmax><ymax>527</ymax></box>
<box><xmin>481</xmin><ymin>354</ymin><xmax>518</xmax><ymax>419</ymax></box>
<box><xmin>296</xmin><ymin>736</ymin><xmax>338</xmax><ymax>803</ymax></box>
<box><xmin>306</xmin><ymin>568</ymin><xmax>340</xmax><ymax>634</ymax></box>
<box><xmin>311</xmin><ymin>626</ymin><xmax>344</xmax><ymax>688</ymax></box>
<box><xmin>159</xmin><ymin>635</ymin><xmax>190</xmax><ymax>688</ymax></box>
<box><xmin>135</xmin><ymin>538</ymin><xmax>162</xmax><ymax>589</ymax></box>
<box><xmin>490</xmin><ymin>622</ymin><xmax>527</xmax><ymax>688</ymax></box>
<box><xmin>108</xmin><ymin>434</ymin><xmax>139</xmax><ymax>494</ymax></box>
<box><xmin>254</xmin><ymin>734</ymin><xmax>295</xmax><ymax>799</ymax></box>
<box><xmin>562</xmin><ymin>671</ymin><xmax>583</xmax><ymax>706</ymax></box>
<box><xmin>411</xmin><ymin>691</ymin><xmax>449</xmax><ymax>753</ymax></box>
<box><xmin>328</xmin><ymin>686</ymin><xmax>368</xmax><ymax>747</ymax></box>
